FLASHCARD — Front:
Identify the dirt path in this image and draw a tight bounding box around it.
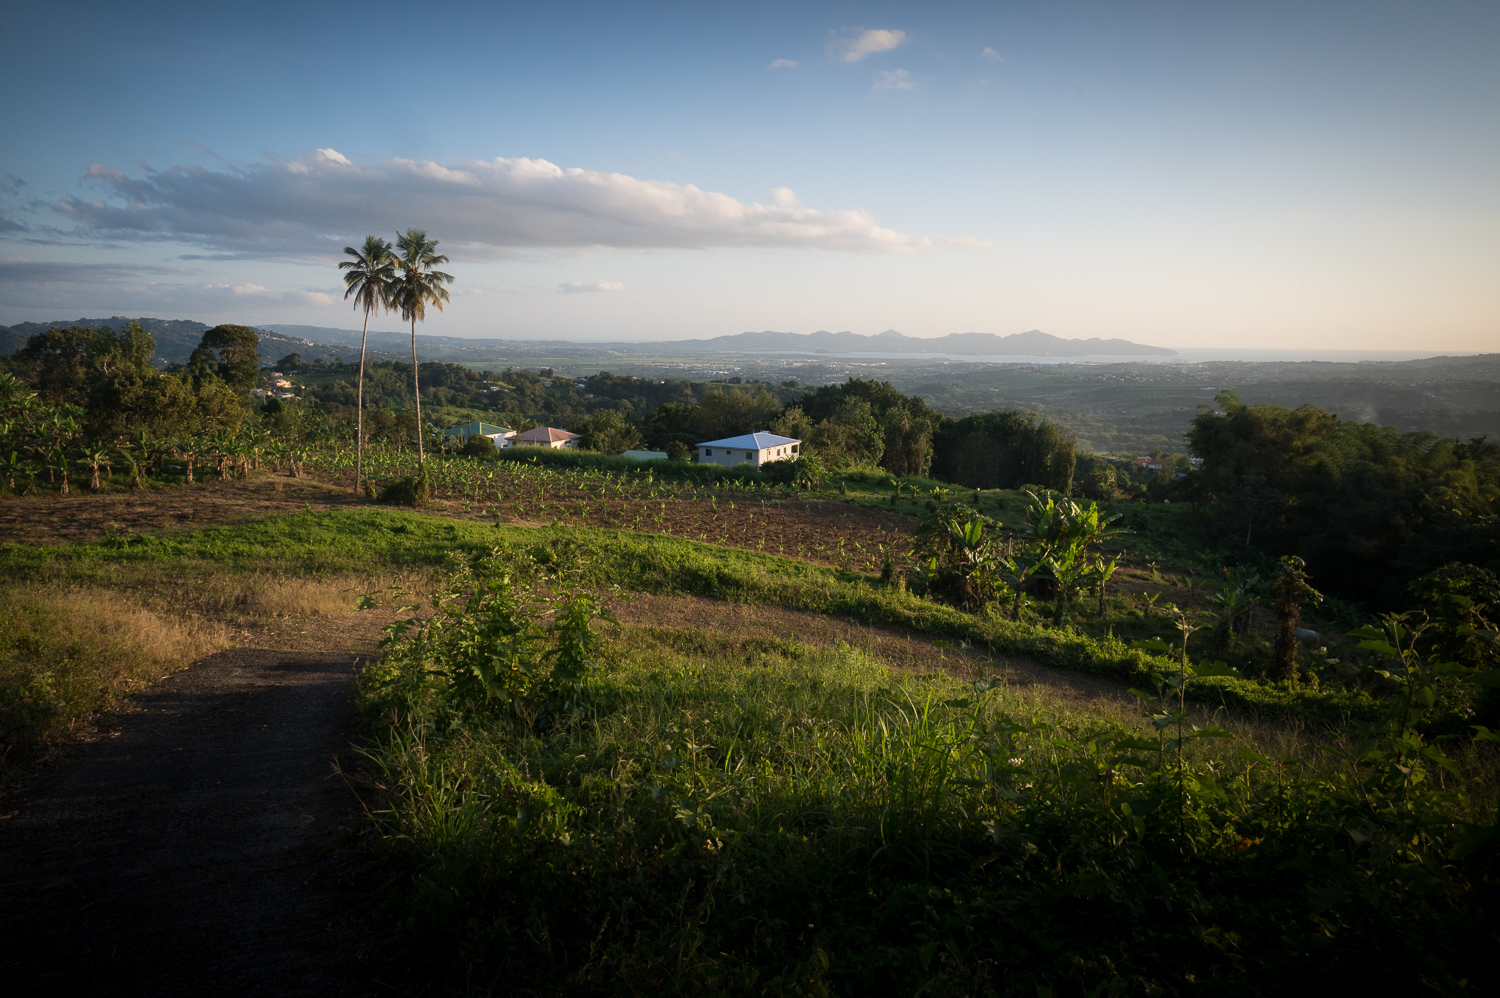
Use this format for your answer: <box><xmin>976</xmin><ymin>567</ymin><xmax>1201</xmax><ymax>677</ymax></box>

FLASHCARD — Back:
<box><xmin>0</xmin><ymin>647</ymin><xmax>377</xmax><ymax>996</ymax></box>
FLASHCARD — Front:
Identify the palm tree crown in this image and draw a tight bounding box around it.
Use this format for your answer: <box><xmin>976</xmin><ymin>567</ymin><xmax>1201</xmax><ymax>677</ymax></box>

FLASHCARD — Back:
<box><xmin>339</xmin><ymin>236</ymin><xmax>397</xmax><ymax>317</ymax></box>
<box><xmin>392</xmin><ymin>229</ymin><xmax>453</xmax><ymax>325</ymax></box>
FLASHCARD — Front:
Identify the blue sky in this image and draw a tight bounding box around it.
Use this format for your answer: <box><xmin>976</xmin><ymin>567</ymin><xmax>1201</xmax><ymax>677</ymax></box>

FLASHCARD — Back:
<box><xmin>1</xmin><ymin>1</ymin><xmax>1496</xmax><ymax>349</ymax></box>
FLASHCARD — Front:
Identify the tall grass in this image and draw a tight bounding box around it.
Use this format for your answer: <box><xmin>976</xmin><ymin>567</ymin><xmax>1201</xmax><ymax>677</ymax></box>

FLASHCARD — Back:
<box><xmin>354</xmin><ymin>596</ymin><xmax>1499</xmax><ymax>996</ymax></box>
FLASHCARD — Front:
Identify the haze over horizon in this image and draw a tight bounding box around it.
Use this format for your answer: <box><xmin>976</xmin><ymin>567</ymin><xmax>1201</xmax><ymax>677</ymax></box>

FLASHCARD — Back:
<box><xmin>2</xmin><ymin>1</ymin><xmax>1496</xmax><ymax>351</ymax></box>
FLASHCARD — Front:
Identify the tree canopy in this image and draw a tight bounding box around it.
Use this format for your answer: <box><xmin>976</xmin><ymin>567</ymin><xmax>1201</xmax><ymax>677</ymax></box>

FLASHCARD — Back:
<box><xmin>187</xmin><ymin>324</ymin><xmax>261</xmax><ymax>394</ymax></box>
<box><xmin>1188</xmin><ymin>390</ymin><xmax>1500</xmax><ymax>603</ymax></box>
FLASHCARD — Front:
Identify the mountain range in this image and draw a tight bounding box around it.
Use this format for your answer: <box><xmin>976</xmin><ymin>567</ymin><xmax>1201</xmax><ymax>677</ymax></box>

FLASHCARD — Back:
<box><xmin>259</xmin><ymin>325</ymin><xmax>1176</xmax><ymax>360</ymax></box>
<box><xmin>1</xmin><ymin>318</ymin><xmax>1174</xmax><ymax>366</ymax></box>
<box><xmin>642</xmin><ymin>328</ymin><xmax>1175</xmax><ymax>357</ymax></box>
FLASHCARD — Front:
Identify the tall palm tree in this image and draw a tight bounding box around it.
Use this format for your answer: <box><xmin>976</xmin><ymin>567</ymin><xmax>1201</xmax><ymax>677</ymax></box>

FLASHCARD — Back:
<box><xmin>391</xmin><ymin>228</ymin><xmax>453</xmax><ymax>468</ymax></box>
<box><xmin>339</xmin><ymin>235</ymin><xmax>396</xmax><ymax>495</ymax></box>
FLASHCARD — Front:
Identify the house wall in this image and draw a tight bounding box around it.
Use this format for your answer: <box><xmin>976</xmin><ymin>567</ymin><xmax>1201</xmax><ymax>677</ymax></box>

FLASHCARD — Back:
<box><xmin>698</xmin><ymin>443</ymin><xmax>798</xmax><ymax>467</ymax></box>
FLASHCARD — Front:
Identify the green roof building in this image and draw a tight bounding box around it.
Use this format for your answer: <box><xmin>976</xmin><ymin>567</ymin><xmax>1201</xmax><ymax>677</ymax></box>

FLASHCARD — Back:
<box><xmin>442</xmin><ymin>421</ymin><xmax>516</xmax><ymax>447</ymax></box>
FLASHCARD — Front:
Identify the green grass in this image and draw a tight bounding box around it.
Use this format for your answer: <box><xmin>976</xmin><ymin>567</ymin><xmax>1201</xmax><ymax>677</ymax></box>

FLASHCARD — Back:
<box><xmin>0</xmin><ymin>509</ymin><xmax>1380</xmax><ymax>724</ymax></box>
<box><xmin>352</xmin><ymin>598</ymin><xmax>1499</xmax><ymax>995</ymax></box>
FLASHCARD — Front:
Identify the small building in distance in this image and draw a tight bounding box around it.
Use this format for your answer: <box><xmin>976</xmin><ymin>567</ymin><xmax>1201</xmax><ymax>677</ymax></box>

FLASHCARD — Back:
<box><xmin>622</xmin><ymin>449</ymin><xmax>669</xmax><ymax>462</ymax></box>
<box><xmin>696</xmin><ymin>432</ymin><xmax>800</xmax><ymax>468</ymax></box>
<box><xmin>443</xmin><ymin>421</ymin><xmax>516</xmax><ymax>448</ymax></box>
<box><xmin>516</xmin><ymin>426</ymin><xmax>582</xmax><ymax>449</ymax></box>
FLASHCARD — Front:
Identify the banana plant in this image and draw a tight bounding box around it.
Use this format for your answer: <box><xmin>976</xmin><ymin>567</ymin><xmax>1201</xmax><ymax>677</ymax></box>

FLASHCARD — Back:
<box><xmin>116</xmin><ymin>444</ymin><xmax>145</xmax><ymax>490</ymax></box>
<box><xmin>80</xmin><ymin>444</ymin><xmax>112</xmax><ymax>491</ymax></box>
<box><xmin>1</xmin><ymin>450</ymin><xmax>23</xmax><ymax>493</ymax></box>
<box><xmin>999</xmin><ymin>548</ymin><xmax>1051</xmax><ymax>621</ymax></box>
<box><xmin>1090</xmin><ymin>556</ymin><xmax>1118</xmax><ymax>618</ymax></box>
<box><xmin>50</xmin><ymin>446</ymin><xmax>70</xmax><ymax>495</ymax></box>
<box><xmin>1205</xmin><ymin>583</ymin><xmax>1258</xmax><ymax>650</ymax></box>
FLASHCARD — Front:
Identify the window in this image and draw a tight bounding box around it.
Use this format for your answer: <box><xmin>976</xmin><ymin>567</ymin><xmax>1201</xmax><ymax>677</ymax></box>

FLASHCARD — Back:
<box><xmin>745</xmin><ymin>452</ymin><xmax>753</xmax><ymax>459</ymax></box>
<box><xmin>704</xmin><ymin>449</ymin><xmax>712</xmax><ymax>456</ymax></box>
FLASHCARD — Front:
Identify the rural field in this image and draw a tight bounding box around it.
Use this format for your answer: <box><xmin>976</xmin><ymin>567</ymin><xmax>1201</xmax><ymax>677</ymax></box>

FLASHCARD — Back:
<box><xmin>7</xmin><ymin>3</ymin><xmax>1499</xmax><ymax>991</ymax></box>
<box><xmin>2</xmin><ymin>439</ymin><xmax>1497</xmax><ymax>994</ymax></box>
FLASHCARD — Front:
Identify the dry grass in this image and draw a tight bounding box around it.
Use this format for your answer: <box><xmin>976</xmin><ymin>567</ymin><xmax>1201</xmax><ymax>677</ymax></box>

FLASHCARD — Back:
<box><xmin>0</xmin><ymin>584</ymin><xmax>230</xmax><ymax>766</ymax></box>
<box><xmin>0</xmin><ymin>569</ymin><xmax>424</xmax><ymax>773</ymax></box>
<box><xmin>158</xmin><ymin>572</ymin><xmax>365</xmax><ymax>620</ymax></box>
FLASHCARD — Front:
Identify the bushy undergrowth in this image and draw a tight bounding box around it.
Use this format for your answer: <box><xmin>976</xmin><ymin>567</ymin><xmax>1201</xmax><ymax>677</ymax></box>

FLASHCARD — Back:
<box><xmin>354</xmin><ymin>563</ymin><xmax>1500</xmax><ymax>995</ymax></box>
<box><xmin>0</xmin><ymin>584</ymin><xmax>227</xmax><ymax>767</ymax></box>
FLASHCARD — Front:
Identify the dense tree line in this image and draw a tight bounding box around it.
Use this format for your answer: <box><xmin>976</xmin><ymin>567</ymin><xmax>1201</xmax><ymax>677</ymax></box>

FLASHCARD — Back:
<box><xmin>932</xmin><ymin>410</ymin><xmax>1078</xmax><ymax>492</ymax></box>
<box><xmin>1187</xmin><ymin>390</ymin><xmax>1500</xmax><ymax>604</ymax></box>
<box><xmin>2</xmin><ymin>322</ymin><xmax>258</xmax><ymax>441</ymax></box>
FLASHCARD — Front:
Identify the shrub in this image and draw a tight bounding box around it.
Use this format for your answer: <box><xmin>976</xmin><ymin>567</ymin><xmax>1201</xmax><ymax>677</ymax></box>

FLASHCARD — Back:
<box><xmin>382</xmin><ymin>469</ymin><xmax>431</xmax><ymax>506</ymax></box>
<box><xmin>761</xmin><ymin>453</ymin><xmax>823</xmax><ymax>489</ymax></box>
<box><xmin>459</xmin><ymin>434</ymin><xmax>497</xmax><ymax>458</ymax></box>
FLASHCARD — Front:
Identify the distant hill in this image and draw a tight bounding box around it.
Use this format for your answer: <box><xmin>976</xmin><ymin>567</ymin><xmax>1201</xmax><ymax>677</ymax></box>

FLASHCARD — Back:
<box><xmin>5</xmin><ymin>317</ymin><xmax>211</xmax><ymax>365</ymax></box>
<box><xmin>653</xmin><ymin>328</ymin><xmax>1176</xmax><ymax>357</ymax></box>
<box><xmin>5</xmin><ymin>318</ymin><xmax>1174</xmax><ymax>365</ymax></box>
<box><xmin>260</xmin><ymin>325</ymin><xmax>1175</xmax><ymax>361</ymax></box>
<box><xmin>258</xmin><ymin>325</ymin><xmax>642</xmax><ymax>361</ymax></box>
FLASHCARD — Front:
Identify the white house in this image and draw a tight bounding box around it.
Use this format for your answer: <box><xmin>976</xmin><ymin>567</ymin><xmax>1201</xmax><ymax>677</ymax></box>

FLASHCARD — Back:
<box><xmin>696</xmin><ymin>431</ymin><xmax>800</xmax><ymax>468</ymax></box>
<box><xmin>516</xmin><ymin>426</ymin><xmax>582</xmax><ymax>449</ymax></box>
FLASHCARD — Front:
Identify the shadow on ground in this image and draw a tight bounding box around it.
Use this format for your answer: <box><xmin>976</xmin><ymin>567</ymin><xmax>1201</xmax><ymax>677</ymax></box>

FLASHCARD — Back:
<box><xmin>0</xmin><ymin>648</ymin><xmax>378</xmax><ymax>996</ymax></box>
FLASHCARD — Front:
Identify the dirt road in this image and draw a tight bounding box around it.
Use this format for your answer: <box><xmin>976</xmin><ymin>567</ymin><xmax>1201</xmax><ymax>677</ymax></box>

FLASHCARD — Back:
<box><xmin>0</xmin><ymin>648</ymin><xmax>376</xmax><ymax>996</ymax></box>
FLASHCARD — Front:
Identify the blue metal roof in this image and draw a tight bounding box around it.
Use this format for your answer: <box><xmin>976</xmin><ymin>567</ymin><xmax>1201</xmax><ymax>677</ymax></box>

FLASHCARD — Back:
<box><xmin>695</xmin><ymin>432</ymin><xmax>801</xmax><ymax>449</ymax></box>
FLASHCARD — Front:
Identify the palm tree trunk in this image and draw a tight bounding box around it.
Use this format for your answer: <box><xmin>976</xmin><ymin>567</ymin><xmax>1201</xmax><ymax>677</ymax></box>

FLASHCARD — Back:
<box><xmin>356</xmin><ymin>310</ymin><xmax>369</xmax><ymax>495</ymax></box>
<box><xmin>412</xmin><ymin>316</ymin><xmax>424</xmax><ymax>467</ymax></box>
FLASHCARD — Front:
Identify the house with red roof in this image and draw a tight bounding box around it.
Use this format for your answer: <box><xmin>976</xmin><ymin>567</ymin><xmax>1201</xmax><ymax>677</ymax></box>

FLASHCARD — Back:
<box><xmin>516</xmin><ymin>426</ymin><xmax>582</xmax><ymax>449</ymax></box>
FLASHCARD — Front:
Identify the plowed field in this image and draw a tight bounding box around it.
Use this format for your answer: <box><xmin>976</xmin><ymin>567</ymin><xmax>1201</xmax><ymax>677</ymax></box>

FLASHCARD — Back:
<box><xmin>0</xmin><ymin>471</ymin><xmax>919</xmax><ymax>573</ymax></box>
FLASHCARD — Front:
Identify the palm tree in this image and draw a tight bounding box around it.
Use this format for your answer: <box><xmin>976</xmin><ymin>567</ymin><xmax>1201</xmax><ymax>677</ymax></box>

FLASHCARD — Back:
<box><xmin>391</xmin><ymin>228</ymin><xmax>453</xmax><ymax>469</ymax></box>
<box><xmin>339</xmin><ymin>235</ymin><xmax>397</xmax><ymax>496</ymax></box>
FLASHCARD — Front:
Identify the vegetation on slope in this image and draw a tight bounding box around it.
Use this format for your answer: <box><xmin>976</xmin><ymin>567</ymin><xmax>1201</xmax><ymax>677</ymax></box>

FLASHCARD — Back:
<box><xmin>348</xmin><ymin>556</ymin><xmax>1500</xmax><ymax>995</ymax></box>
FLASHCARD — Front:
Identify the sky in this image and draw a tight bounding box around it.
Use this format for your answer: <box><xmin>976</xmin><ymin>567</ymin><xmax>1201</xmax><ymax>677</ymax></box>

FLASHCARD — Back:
<box><xmin>1</xmin><ymin>0</ymin><xmax>1496</xmax><ymax>350</ymax></box>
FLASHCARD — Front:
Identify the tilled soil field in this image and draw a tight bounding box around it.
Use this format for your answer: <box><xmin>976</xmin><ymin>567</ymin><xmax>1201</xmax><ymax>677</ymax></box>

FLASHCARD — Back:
<box><xmin>0</xmin><ymin>471</ymin><xmax>919</xmax><ymax>571</ymax></box>
<box><xmin>0</xmin><ymin>475</ymin><xmax>356</xmax><ymax>546</ymax></box>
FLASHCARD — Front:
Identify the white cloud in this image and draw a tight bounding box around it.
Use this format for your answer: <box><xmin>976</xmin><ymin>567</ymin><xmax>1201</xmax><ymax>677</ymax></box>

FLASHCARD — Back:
<box><xmin>768</xmin><ymin>58</ymin><xmax>798</xmax><ymax>69</ymax></box>
<box><xmin>768</xmin><ymin>187</ymin><xmax>800</xmax><ymax>208</ymax></box>
<box><xmin>873</xmin><ymin>69</ymin><xmax>914</xmax><ymax>91</ymax></box>
<box><xmin>982</xmin><ymin>47</ymin><xmax>1002</xmax><ymax>62</ymax></box>
<box><xmin>58</xmin><ymin>150</ymin><xmax>934</xmax><ymax>258</ymax></box>
<box><xmin>833</xmin><ymin>28</ymin><xmax>906</xmax><ymax>63</ymax></box>
<box><xmin>558</xmin><ymin>280</ymin><xmax>625</xmax><ymax>294</ymax></box>
<box><xmin>223</xmin><ymin>283</ymin><xmax>334</xmax><ymax>305</ymax></box>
